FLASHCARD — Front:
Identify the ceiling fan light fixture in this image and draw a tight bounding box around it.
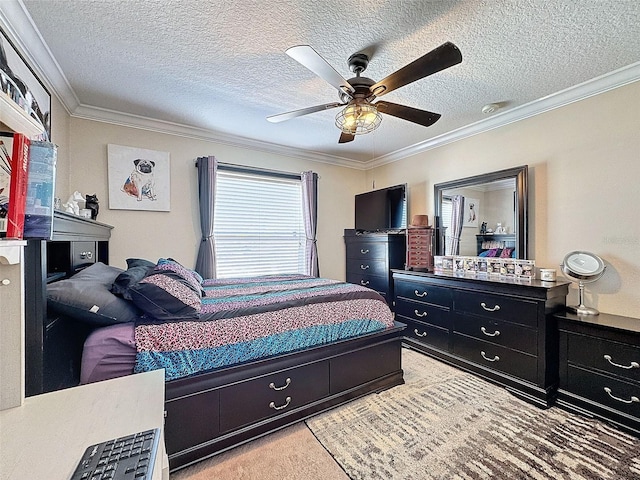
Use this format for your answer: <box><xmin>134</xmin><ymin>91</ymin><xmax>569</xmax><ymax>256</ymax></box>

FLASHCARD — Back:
<box><xmin>335</xmin><ymin>100</ymin><xmax>382</xmax><ymax>135</ymax></box>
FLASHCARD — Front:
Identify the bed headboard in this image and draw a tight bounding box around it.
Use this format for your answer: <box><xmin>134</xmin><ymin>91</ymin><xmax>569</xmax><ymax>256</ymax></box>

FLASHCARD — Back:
<box><xmin>24</xmin><ymin>211</ymin><xmax>113</xmax><ymax>396</ymax></box>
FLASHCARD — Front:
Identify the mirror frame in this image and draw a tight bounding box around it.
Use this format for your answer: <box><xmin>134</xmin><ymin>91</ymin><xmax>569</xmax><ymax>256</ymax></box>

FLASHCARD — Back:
<box><xmin>434</xmin><ymin>165</ymin><xmax>528</xmax><ymax>259</ymax></box>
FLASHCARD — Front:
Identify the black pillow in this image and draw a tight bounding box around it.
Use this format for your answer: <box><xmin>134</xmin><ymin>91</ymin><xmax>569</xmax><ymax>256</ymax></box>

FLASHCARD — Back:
<box><xmin>126</xmin><ymin>258</ymin><xmax>156</xmax><ymax>269</ymax></box>
<box><xmin>111</xmin><ymin>265</ymin><xmax>155</xmax><ymax>300</ymax></box>
<box><xmin>47</xmin><ymin>262</ymin><xmax>141</xmax><ymax>326</ymax></box>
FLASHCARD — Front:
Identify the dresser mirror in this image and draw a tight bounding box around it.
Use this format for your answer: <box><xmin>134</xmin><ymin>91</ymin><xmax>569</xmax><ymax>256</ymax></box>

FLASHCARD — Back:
<box><xmin>434</xmin><ymin>165</ymin><xmax>528</xmax><ymax>259</ymax></box>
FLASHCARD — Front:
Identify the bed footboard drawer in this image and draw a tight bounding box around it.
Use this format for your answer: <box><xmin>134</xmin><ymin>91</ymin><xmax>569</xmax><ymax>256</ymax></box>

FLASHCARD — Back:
<box><xmin>330</xmin><ymin>340</ymin><xmax>401</xmax><ymax>393</ymax></box>
<box><xmin>219</xmin><ymin>361</ymin><xmax>330</xmax><ymax>433</ymax></box>
<box><xmin>165</xmin><ymin>389</ymin><xmax>220</xmax><ymax>455</ymax></box>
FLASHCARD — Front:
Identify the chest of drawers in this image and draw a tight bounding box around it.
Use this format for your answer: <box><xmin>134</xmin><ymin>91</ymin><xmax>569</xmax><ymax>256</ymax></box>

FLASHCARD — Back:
<box><xmin>344</xmin><ymin>230</ymin><xmax>406</xmax><ymax>305</ymax></box>
<box><xmin>393</xmin><ymin>270</ymin><xmax>569</xmax><ymax>407</ymax></box>
<box><xmin>556</xmin><ymin>312</ymin><xmax>640</xmax><ymax>435</ymax></box>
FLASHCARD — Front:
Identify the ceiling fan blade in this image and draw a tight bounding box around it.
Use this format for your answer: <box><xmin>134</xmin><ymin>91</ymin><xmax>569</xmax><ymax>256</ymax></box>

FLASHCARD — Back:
<box><xmin>370</xmin><ymin>42</ymin><xmax>462</xmax><ymax>97</ymax></box>
<box><xmin>375</xmin><ymin>101</ymin><xmax>441</xmax><ymax>127</ymax></box>
<box><xmin>286</xmin><ymin>45</ymin><xmax>355</xmax><ymax>96</ymax></box>
<box><xmin>267</xmin><ymin>102</ymin><xmax>345</xmax><ymax>123</ymax></box>
<box><xmin>338</xmin><ymin>132</ymin><xmax>355</xmax><ymax>143</ymax></box>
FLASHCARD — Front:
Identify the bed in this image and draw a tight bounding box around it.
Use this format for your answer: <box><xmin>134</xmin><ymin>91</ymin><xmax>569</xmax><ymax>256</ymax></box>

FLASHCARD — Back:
<box><xmin>43</xmin><ymin>258</ymin><xmax>405</xmax><ymax>471</ymax></box>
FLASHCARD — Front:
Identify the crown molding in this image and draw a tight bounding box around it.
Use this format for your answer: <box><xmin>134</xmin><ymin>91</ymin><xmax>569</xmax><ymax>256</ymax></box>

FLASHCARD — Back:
<box><xmin>368</xmin><ymin>61</ymin><xmax>640</xmax><ymax>169</ymax></box>
<box><xmin>3</xmin><ymin>0</ymin><xmax>639</xmax><ymax>171</ymax></box>
<box><xmin>72</xmin><ymin>104</ymin><xmax>366</xmax><ymax>170</ymax></box>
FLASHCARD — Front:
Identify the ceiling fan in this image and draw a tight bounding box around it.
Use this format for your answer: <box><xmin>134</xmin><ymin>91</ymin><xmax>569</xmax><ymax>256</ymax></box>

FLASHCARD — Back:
<box><xmin>267</xmin><ymin>42</ymin><xmax>462</xmax><ymax>144</ymax></box>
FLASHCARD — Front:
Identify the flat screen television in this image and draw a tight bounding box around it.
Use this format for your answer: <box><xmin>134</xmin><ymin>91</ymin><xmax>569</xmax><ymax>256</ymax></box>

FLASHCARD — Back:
<box><xmin>355</xmin><ymin>184</ymin><xmax>407</xmax><ymax>231</ymax></box>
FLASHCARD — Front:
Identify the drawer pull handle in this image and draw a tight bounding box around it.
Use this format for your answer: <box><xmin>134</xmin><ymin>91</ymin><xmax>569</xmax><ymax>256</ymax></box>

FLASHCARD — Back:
<box><xmin>360</xmin><ymin>264</ymin><xmax>370</xmax><ymax>270</ymax></box>
<box><xmin>360</xmin><ymin>249</ymin><xmax>370</xmax><ymax>254</ymax></box>
<box><xmin>414</xmin><ymin>310</ymin><xmax>428</xmax><ymax>318</ymax></box>
<box><xmin>269</xmin><ymin>378</ymin><xmax>291</xmax><ymax>391</ymax></box>
<box><xmin>360</xmin><ymin>280</ymin><xmax>370</xmax><ymax>286</ymax></box>
<box><xmin>481</xmin><ymin>351</ymin><xmax>500</xmax><ymax>362</ymax></box>
<box><xmin>480</xmin><ymin>302</ymin><xmax>500</xmax><ymax>312</ymax></box>
<box><xmin>414</xmin><ymin>329</ymin><xmax>428</xmax><ymax>337</ymax></box>
<box><xmin>80</xmin><ymin>251</ymin><xmax>93</xmax><ymax>259</ymax></box>
<box><xmin>603</xmin><ymin>387</ymin><xmax>639</xmax><ymax>405</ymax></box>
<box><xmin>603</xmin><ymin>355</ymin><xmax>640</xmax><ymax>370</ymax></box>
<box><xmin>481</xmin><ymin>326</ymin><xmax>500</xmax><ymax>337</ymax></box>
<box><xmin>414</xmin><ymin>290</ymin><xmax>428</xmax><ymax>298</ymax></box>
<box><xmin>269</xmin><ymin>396</ymin><xmax>292</xmax><ymax>410</ymax></box>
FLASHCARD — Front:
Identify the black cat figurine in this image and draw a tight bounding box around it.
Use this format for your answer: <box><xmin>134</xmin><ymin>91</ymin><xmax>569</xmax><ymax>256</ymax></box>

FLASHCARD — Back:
<box><xmin>85</xmin><ymin>194</ymin><xmax>99</xmax><ymax>220</ymax></box>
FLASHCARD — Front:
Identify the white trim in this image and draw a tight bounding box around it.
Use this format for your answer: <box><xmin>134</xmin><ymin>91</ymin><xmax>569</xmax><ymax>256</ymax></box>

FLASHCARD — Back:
<box><xmin>3</xmin><ymin>0</ymin><xmax>639</xmax><ymax>170</ymax></box>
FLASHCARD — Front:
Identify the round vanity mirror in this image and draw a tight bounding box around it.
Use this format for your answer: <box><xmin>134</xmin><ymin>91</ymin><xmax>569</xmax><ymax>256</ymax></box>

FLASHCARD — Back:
<box><xmin>561</xmin><ymin>251</ymin><xmax>605</xmax><ymax>315</ymax></box>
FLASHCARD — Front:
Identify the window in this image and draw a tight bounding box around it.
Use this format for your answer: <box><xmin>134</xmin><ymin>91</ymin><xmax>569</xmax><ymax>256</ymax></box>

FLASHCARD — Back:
<box><xmin>214</xmin><ymin>167</ymin><xmax>305</xmax><ymax>278</ymax></box>
<box><xmin>441</xmin><ymin>195</ymin><xmax>453</xmax><ymax>255</ymax></box>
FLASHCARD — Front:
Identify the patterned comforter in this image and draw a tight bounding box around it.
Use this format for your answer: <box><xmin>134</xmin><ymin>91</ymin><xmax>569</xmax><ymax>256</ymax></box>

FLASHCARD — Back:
<box><xmin>134</xmin><ymin>275</ymin><xmax>394</xmax><ymax>381</ymax></box>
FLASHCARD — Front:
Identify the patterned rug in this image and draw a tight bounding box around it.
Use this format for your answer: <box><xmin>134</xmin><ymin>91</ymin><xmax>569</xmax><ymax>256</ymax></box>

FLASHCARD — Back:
<box><xmin>306</xmin><ymin>348</ymin><xmax>640</xmax><ymax>480</ymax></box>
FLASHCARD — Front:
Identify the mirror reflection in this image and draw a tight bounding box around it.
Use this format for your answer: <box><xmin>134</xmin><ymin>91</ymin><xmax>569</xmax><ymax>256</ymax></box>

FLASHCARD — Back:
<box><xmin>434</xmin><ymin>166</ymin><xmax>528</xmax><ymax>259</ymax></box>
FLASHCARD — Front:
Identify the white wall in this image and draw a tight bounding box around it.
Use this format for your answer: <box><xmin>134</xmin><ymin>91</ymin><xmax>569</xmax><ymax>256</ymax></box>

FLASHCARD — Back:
<box><xmin>63</xmin><ymin>119</ymin><xmax>365</xmax><ymax>280</ymax></box>
<box><xmin>366</xmin><ymin>81</ymin><xmax>640</xmax><ymax>318</ymax></box>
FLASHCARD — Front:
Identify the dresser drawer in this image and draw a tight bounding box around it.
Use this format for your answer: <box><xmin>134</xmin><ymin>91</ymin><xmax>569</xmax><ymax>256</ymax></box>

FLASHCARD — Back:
<box><xmin>402</xmin><ymin>318</ymin><xmax>449</xmax><ymax>352</ymax></box>
<box><xmin>71</xmin><ymin>241</ymin><xmax>97</xmax><ymax>270</ymax></box>
<box><xmin>453</xmin><ymin>314</ymin><xmax>537</xmax><ymax>356</ymax></box>
<box><xmin>395</xmin><ymin>298</ymin><xmax>450</xmax><ymax>329</ymax></box>
<box><xmin>453</xmin><ymin>290</ymin><xmax>538</xmax><ymax>328</ymax></box>
<box><xmin>330</xmin><ymin>341</ymin><xmax>400</xmax><ymax>393</ymax></box>
<box><xmin>165</xmin><ymin>389</ymin><xmax>219</xmax><ymax>455</ymax></box>
<box><xmin>453</xmin><ymin>333</ymin><xmax>538</xmax><ymax>383</ymax></box>
<box><xmin>394</xmin><ymin>280</ymin><xmax>452</xmax><ymax>308</ymax></box>
<box><xmin>566</xmin><ymin>365</ymin><xmax>640</xmax><ymax>418</ymax></box>
<box><xmin>346</xmin><ymin>257</ymin><xmax>387</xmax><ymax>277</ymax></box>
<box><xmin>346</xmin><ymin>241</ymin><xmax>388</xmax><ymax>260</ymax></box>
<box><xmin>566</xmin><ymin>333</ymin><xmax>640</xmax><ymax>383</ymax></box>
<box><xmin>346</xmin><ymin>272</ymin><xmax>388</xmax><ymax>293</ymax></box>
<box><xmin>219</xmin><ymin>361</ymin><xmax>329</xmax><ymax>433</ymax></box>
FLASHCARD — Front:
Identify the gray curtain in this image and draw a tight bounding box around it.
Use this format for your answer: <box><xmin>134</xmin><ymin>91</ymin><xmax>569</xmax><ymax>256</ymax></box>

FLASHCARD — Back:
<box><xmin>195</xmin><ymin>156</ymin><xmax>217</xmax><ymax>279</ymax></box>
<box><xmin>301</xmin><ymin>171</ymin><xmax>319</xmax><ymax>277</ymax></box>
<box><xmin>449</xmin><ymin>195</ymin><xmax>465</xmax><ymax>255</ymax></box>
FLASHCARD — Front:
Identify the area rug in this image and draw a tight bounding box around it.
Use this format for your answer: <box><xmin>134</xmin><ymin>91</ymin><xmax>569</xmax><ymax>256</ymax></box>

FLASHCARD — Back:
<box><xmin>306</xmin><ymin>348</ymin><xmax>640</xmax><ymax>480</ymax></box>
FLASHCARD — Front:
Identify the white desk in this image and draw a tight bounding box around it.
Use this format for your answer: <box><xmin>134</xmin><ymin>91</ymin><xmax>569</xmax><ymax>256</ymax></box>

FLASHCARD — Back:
<box><xmin>0</xmin><ymin>370</ymin><xmax>169</xmax><ymax>480</ymax></box>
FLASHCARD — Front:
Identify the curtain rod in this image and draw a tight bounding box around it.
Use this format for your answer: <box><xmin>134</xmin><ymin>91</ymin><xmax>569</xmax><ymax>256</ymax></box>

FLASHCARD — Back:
<box><xmin>195</xmin><ymin>159</ymin><xmax>311</xmax><ymax>181</ymax></box>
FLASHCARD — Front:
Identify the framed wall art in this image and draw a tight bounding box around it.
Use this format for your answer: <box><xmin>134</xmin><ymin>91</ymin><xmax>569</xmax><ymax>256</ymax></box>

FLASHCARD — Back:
<box><xmin>1</xmin><ymin>27</ymin><xmax>51</xmax><ymax>140</ymax></box>
<box><xmin>107</xmin><ymin>144</ymin><xmax>171</xmax><ymax>212</ymax></box>
<box><xmin>463</xmin><ymin>197</ymin><xmax>479</xmax><ymax>228</ymax></box>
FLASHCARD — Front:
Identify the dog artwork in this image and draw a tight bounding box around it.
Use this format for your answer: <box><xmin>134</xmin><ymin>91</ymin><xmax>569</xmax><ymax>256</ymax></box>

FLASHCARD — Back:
<box><xmin>122</xmin><ymin>158</ymin><xmax>157</xmax><ymax>201</ymax></box>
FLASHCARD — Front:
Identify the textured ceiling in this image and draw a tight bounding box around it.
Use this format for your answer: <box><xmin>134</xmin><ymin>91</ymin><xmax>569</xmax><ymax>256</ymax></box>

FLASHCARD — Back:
<box><xmin>9</xmin><ymin>0</ymin><xmax>640</xmax><ymax>166</ymax></box>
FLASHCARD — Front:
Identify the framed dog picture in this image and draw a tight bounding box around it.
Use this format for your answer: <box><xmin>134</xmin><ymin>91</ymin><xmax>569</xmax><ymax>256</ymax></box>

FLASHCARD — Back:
<box><xmin>107</xmin><ymin>144</ymin><xmax>170</xmax><ymax>211</ymax></box>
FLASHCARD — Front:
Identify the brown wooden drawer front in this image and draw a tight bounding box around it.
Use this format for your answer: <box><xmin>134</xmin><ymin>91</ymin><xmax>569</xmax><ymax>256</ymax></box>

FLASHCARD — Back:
<box><xmin>219</xmin><ymin>361</ymin><xmax>329</xmax><ymax>433</ymax></box>
<box><xmin>453</xmin><ymin>290</ymin><xmax>538</xmax><ymax>328</ymax></box>
<box><xmin>401</xmin><ymin>318</ymin><xmax>449</xmax><ymax>352</ymax></box>
<box><xmin>395</xmin><ymin>299</ymin><xmax>450</xmax><ymax>329</ymax></box>
<box><xmin>346</xmin><ymin>257</ymin><xmax>387</xmax><ymax>277</ymax></box>
<box><xmin>165</xmin><ymin>389</ymin><xmax>220</xmax><ymax>455</ymax></box>
<box><xmin>453</xmin><ymin>314</ymin><xmax>537</xmax><ymax>356</ymax></box>
<box><xmin>394</xmin><ymin>280</ymin><xmax>452</xmax><ymax>308</ymax></box>
<box><xmin>330</xmin><ymin>341</ymin><xmax>400</xmax><ymax>393</ymax></box>
<box><xmin>346</xmin><ymin>241</ymin><xmax>388</xmax><ymax>260</ymax></box>
<box><xmin>453</xmin><ymin>333</ymin><xmax>538</xmax><ymax>384</ymax></box>
<box><xmin>566</xmin><ymin>333</ymin><xmax>640</xmax><ymax>383</ymax></box>
<box><xmin>566</xmin><ymin>365</ymin><xmax>640</xmax><ymax>418</ymax></box>
<box><xmin>346</xmin><ymin>272</ymin><xmax>388</xmax><ymax>293</ymax></box>
<box><xmin>71</xmin><ymin>241</ymin><xmax>97</xmax><ymax>270</ymax></box>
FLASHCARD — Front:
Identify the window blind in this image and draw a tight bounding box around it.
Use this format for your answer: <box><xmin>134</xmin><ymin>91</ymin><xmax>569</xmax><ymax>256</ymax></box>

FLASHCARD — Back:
<box><xmin>214</xmin><ymin>169</ymin><xmax>305</xmax><ymax>278</ymax></box>
<box><xmin>441</xmin><ymin>196</ymin><xmax>453</xmax><ymax>255</ymax></box>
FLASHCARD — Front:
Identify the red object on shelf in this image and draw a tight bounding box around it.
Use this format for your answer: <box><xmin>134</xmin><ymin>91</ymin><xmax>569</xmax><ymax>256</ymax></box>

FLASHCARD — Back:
<box><xmin>6</xmin><ymin>133</ymin><xmax>30</xmax><ymax>239</ymax></box>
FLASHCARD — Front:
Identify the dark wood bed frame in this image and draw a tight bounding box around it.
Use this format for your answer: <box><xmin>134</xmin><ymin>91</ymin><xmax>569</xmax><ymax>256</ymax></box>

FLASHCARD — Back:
<box><xmin>24</xmin><ymin>212</ymin><xmax>406</xmax><ymax>472</ymax></box>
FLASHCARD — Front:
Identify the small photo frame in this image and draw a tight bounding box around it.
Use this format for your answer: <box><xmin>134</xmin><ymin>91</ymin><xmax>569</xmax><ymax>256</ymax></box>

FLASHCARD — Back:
<box><xmin>107</xmin><ymin>144</ymin><xmax>170</xmax><ymax>211</ymax></box>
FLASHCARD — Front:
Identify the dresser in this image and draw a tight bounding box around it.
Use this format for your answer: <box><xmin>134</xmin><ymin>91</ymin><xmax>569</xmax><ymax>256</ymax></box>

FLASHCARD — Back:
<box><xmin>556</xmin><ymin>312</ymin><xmax>640</xmax><ymax>436</ymax></box>
<box><xmin>393</xmin><ymin>270</ymin><xmax>569</xmax><ymax>407</ymax></box>
<box><xmin>406</xmin><ymin>227</ymin><xmax>434</xmax><ymax>271</ymax></box>
<box><xmin>344</xmin><ymin>230</ymin><xmax>406</xmax><ymax>306</ymax></box>
<box><xmin>24</xmin><ymin>210</ymin><xmax>113</xmax><ymax>396</ymax></box>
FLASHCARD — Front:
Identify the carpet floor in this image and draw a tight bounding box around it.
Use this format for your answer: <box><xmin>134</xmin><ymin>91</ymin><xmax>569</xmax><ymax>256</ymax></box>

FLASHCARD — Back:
<box><xmin>172</xmin><ymin>348</ymin><xmax>640</xmax><ymax>480</ymax></box>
